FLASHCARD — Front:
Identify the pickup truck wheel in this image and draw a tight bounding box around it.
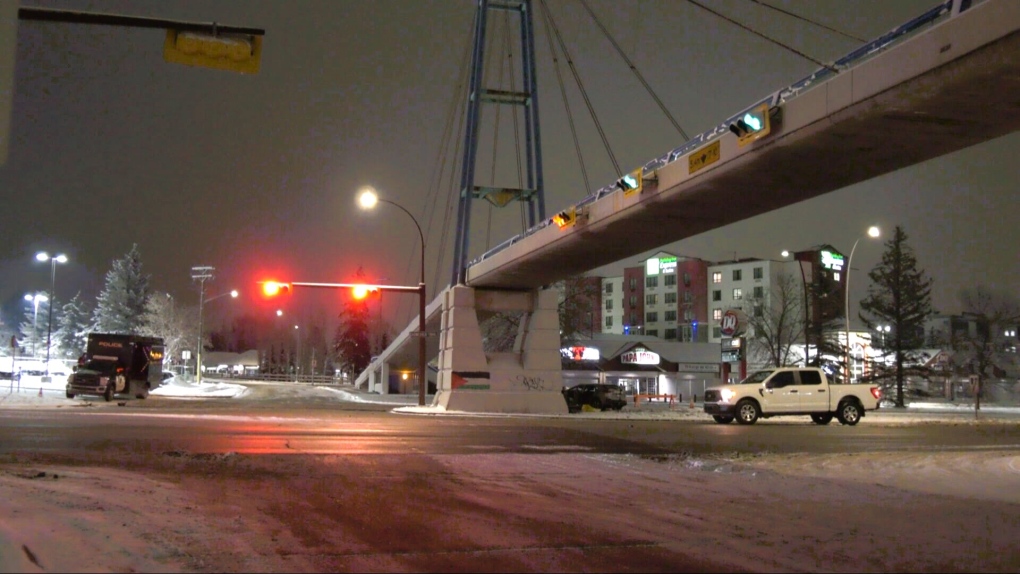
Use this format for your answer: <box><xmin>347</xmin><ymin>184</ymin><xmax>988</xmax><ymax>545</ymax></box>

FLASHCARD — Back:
<box><xmin>103</xmin><ymin>383</ymin><xmax>114</xmax><ymax>402</ymax></box>
<box><xmin>712</xmin><ymin>415</ymin><xmax>734</xmax><ymax>424</ymax></box>
<box><xmin>810</xmin><ymin>413</ymin><xmax>833</xmax><ymax>425</ymax></box>
<box><xmin>65</xmin><ymin>391</ymin><xmax>75</xmax><ymax>399</ymax></box>
<box><xmin>735</xmin><ymin>400</ymin><xmax>760</xmax><ymax>425</ymax></box>
<box><xmin>836</xmin><ymin>401</ymin><xmax>862</xmax><ymax>426</ymax></box>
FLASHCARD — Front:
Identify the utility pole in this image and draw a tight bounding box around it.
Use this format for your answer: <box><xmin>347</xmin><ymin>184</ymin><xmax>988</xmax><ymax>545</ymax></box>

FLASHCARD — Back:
<box><xmin>191</xmin><ymin>266</ymin><xmax>214</xmax><ymax>383</ymax></box>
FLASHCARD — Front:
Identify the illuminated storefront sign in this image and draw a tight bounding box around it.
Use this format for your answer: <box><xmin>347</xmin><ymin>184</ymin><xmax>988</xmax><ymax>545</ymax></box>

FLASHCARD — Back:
<box><xmin>560</xmin><ymin>346</ymin><xmax>600</xmax><ymax>361</ymax></box>
<box><xmin>821</xmin><ymin>250</ymin><xmax>845</xmax><ymax>271</ymax></box>
<box><xmin>621</xmin><ymin>348</ymin><xmax>660</xmax><ymax>365</ymax></box>
<box><xmin>646</xmin><ymin>256</ymin><xmax>677</xmax><ymax>276</ymax></box>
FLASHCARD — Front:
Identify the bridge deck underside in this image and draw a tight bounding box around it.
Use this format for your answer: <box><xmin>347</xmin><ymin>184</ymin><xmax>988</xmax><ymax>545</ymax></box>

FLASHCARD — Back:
<box><xmin>467</xmin><ymin>29</ymin><xmax>1020</xmax><ymax>290</ymax></box>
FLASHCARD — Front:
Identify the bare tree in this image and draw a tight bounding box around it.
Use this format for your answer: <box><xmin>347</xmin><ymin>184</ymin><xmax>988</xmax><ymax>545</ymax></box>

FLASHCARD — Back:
<box><xmin>747</xmin><ymin>272</ymin><xmax>805</xmax><ymax>368</ymax></box>
<box><xmin>139</xmin><ymin>293</ymin><xmax>197</xmax><ymax>372</ymax></box>
<box><xmin>954</xmin><ymin>286</ymin><xmax>1020</xmax><ymax>415</ymax></box>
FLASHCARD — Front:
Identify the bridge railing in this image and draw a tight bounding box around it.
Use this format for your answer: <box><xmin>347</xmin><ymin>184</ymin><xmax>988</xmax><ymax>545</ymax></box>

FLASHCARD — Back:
<box><xmin>468</xmin><ymin>0</ymin><xmax>962</xmax><ymax>268</ymax></box>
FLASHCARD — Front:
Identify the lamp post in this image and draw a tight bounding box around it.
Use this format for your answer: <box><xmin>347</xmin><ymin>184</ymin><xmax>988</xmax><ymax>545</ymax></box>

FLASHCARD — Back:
<box><xmin>782</xmin><ymin>250</ymin><xmax>811</xmax><ymax>366</ymax></box>
<box><xmin>294</xmin><ymin>324</ymin><xmax>300</xmax><ymax>379</ymax></box>
<box><xmin>35</xmin><ymin>252</ymin><xmax>67</xmax><ymax>378</ymax></box>
<box><xmin>844</xmin><ymin>226</ymin><xmax>880</xmax><ymax>383</ymax></box>
<box><xmin>23</xmin><ymin>292</ymin><xmax>48</xmax><ymax>357</ymax></box>
<box><xmin>358</xmin><ymin>186</ymin><xmax>427</xmax><ymax>406</ymax></box>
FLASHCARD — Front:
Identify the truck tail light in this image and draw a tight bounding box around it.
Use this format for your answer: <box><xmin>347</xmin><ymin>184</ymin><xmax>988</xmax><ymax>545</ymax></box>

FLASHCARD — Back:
<box><xmin>870</xmin><ymin>387</ymin><xmax>882</xmax><ymax>400</ymax></box>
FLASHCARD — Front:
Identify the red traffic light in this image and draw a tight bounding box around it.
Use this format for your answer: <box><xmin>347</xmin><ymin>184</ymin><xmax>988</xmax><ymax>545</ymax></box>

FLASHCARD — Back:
<box><xmin>351</xmin><ymin>285</ymin><xmax>379</xmax><ymax>300</ymax></box>
<box><xmin>261</xmin><ymin>281</ymin><xmax>291</xmax><ymax>297</ymax></box>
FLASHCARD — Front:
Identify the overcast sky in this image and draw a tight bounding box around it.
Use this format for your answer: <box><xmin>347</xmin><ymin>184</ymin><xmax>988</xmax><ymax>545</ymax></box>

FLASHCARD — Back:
<box><xmin>1</xmin><ymin>0</ymin><xmax>1016</xmax><ymax>333</ymax></box>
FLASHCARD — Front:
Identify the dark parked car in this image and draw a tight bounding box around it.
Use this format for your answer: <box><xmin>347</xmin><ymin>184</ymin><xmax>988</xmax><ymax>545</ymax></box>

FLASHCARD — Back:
<box><xmin>562</xmin><ymin>383</ymin><xmax>627</xmax><ymax>413</ymax></box>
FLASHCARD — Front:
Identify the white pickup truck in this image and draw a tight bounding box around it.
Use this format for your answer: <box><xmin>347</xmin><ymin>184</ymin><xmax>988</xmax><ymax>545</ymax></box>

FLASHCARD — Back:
<box><xmin>703</xmin><ymin>367</ymin><xmax>882</xmax><ymax>426</ymax></box>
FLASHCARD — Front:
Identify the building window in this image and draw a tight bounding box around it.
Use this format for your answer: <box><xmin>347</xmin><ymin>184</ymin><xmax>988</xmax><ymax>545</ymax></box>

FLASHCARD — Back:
<box><xmin>630</xmin><ymin>313</ymin><xmax>637</xmax><ymax>325</ymax></box>
<box><xmin>629</xmin><ymin>278</ymin><xmax>637</xmax><ymax>291</ymax></box>
<box><xmin>754</xmin><ymin>304</ymin><xmax>764</xmax><ymax>318</ymax></box>
<box><xmin>629</xmin><ymin>295</ymin><xmax>637</xmax><ymax>308</ymax></box>
<box><xmin>683</xmin><ymin>290</ymin><xmax>693</xmax><ymax>302</ymax></box>
<box><xmin>733</xmin><ymin>288</ymin><xmax>743</xmax><ymax>300</ymax></box>
<box><xmin>664</xmin><ymin>274</ymin><xmax>677</xmax><ymax>287</ymax></box>
<box><xmin>712</xmin><ymin>327</ymin><xmax>722</xmax><ymax>339</ymax></box>
<box><xmin>732</xmin><ymin>269</ymin><xmax>742</xmax><ymax>281</ymax></box>
<box><xmin>712</xmin><ymin>290</ymin><xmax>721</xmax><ymax>302</ymax></box>
<box><xmin>646</xmin><ymin>294</ymin><xmax>657</xmax><ymax>305</ymax></box>
<box><xmin>605</xmin><ymin>316</ymin><xmax>613</xmax><ymax>328</ymax></box>
<box><xmin>605</xmin><ymin>299</ymin><xmax>613</xmax><ymax>311</ymax></box>
<box><xmin>647</xmin><ymin>330</ymin><xmax>659</xmax><ymax>338</ymax></box>
<box><xmin>754</xmin><ymin>286</ymin><xmax>764</xmax><ymax>299</ymax></box>
<box><xmin>604</xmin><ymin>283</ymin><xmax>614</xmax><ymax>294</ymax></box>
<box><xmin>683</xmin><ymin>309</ymin><xmax>694</xmax><ymax>321</ymax></box>
<box><xmin>646</xmin><ymin>276</ymin><xmax>658</xmax><ymax>288</ymax></box>
<box><xmin>665</xmin><ymin>310</ymin><xmax>677</xmax><ymax>321</ymax></box>
<box><xmin>713</xmin><ymin>308</ymin><xmax>722</xmax><ymax>321</ymax></box>
<box><xmin>712</xmin><ymin>272</ymin><xmax>722</xmax><ymax>284</ymax></box>
<box><xmin>665</xmin><ymin>328</ymin><xmax>677</xmax><ymax>340</ymax></box>
<box><xmin>753</xmin><ymin>267</ymin><xmax>763</xmax><ymax>280</ymax></box>
<box><xmin>681</xmin><ymin>325</ymin><xmax>693</xmax><ymax>342</ymax></box>
<box><xmin>683</xmin><ymin>272</ymin><xmax>691</xmax><ymax>286</ymax></box>
<box><xmin>665</xmin><ymin>292</ymin><xmax>677</xmax><ymax>304</ymax></box>
<box><xmin>646</xmin><ymin>312</ymin><xmax>658</xmax><ymax>322</ymax></box>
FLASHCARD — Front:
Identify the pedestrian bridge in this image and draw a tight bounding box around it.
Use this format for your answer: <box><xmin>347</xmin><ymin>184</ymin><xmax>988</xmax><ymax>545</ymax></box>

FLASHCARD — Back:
<box><xmin>357</xmin><ymin>0</ymin><xmax>1020</xmax><ymax>411</ymax></box>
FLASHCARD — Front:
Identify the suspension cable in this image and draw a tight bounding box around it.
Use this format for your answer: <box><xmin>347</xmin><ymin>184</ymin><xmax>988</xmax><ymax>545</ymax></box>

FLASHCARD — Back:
<box><xmin>686</xmin><ymin>0</ymin><xmax>838</xmax><ymax>72</ymax></box>
<box><xmin>748</xmin><ymin>0</ymin><xmax>866</xmax><ymax>43</ymax></box>
<box><xmin>537</xmin><ymin>0</ymin><xmax>592</xmax><ymax>197</ymax></box>
<box><xmin>539</xmin><ymin>0</ymin><xmax>620</xmax><ymax>175</ymax></box>
<box><xmin>577</xmin><ymin>0</ymin><xmax>690</xmax><ymax>142</ymax></box>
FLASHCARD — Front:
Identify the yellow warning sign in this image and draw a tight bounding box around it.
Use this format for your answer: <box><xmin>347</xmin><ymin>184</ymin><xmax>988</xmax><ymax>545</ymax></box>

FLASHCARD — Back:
<box><xmin>688</xmin><ymin>140</ymin><xmax>720</xmax><ymax>175</ymax></box>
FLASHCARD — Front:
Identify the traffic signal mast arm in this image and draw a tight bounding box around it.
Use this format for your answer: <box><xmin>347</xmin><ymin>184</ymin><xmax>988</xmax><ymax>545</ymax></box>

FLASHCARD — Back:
<box><xmin>262</xmin><ymin>280</ymin><xmax>422</xmax><ymax>295</ymax></box>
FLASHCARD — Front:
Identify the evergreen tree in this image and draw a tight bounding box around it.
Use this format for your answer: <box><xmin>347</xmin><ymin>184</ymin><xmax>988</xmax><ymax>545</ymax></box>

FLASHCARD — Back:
<box><xmin>334</xmin><ymin>270</ymin><xmax>373</xmax><ymax>379</ymax></box>
<box><xmin>55</xmin><ymin>292</ymin><xmax>91</xmax><ymax>359</ymax></box>
<box><xmin>92</xmin><ymin>244</ymin><xmax>151</xmax><ymax>334</ymax></box>
<box><xmin>859</xmin><ymin>226</ymin><xmax>934</xmax><ymax>407</ymax></box>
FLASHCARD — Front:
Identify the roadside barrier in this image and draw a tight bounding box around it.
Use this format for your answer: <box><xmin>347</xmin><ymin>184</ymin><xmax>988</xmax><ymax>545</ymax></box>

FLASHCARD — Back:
<box><xmin>633</xmin><ymin>394</ymin><xmax>676</xmax><ymax>407</ymax></box>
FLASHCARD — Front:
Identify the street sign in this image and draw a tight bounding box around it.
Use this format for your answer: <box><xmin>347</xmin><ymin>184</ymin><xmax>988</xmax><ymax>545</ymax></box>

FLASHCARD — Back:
<box><xmin>688</xmin><ymin>140</ymin><xmax>720</xmax><ymax>175</ymax></box>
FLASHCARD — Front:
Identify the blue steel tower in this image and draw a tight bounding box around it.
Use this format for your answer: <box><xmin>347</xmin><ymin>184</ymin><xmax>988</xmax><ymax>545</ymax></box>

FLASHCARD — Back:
<box><xmin>451</xmin><ymin>0</ymin><xmax>546</xmax><ymax>285</ymax></box>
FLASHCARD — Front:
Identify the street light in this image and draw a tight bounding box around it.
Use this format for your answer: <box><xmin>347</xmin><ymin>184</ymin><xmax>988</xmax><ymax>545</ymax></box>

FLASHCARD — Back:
<box><xmin>358</xmin><ymin>186</ymin><xmax>427</xmax><ymax>406</ymax></box>
<box><xmin>23</xmin><ymin>292</ymin><xmax>48</xmax><ymax>357</ymax></box>
<box><xmin>35</xmin><ymin>252</ymin><xmax>67</xmax><ymax>378</ymax></box>
<box><xmin>782</xmin><ymin>250</ymin><xmax>811</xmax><ymax>366</ymax></box>
<box><xmin>845</xmin><ymin>226</ymin><xmax>880</xmax><ymax>382</ymax></box>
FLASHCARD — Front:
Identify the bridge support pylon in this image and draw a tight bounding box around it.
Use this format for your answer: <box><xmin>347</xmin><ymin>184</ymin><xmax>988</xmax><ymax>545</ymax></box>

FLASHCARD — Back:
<box><xmin>434</xmin><ymin>285</ymin><xmax>566</xmax><ymax>414</ymax></box>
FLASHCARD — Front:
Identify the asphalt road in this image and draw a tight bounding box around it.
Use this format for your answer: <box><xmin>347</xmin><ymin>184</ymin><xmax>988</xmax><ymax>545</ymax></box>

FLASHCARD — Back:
<box><xmin>3</xmin><ymin>390</ymin><xmax>1019</xmax><ymax>458</ymax></box>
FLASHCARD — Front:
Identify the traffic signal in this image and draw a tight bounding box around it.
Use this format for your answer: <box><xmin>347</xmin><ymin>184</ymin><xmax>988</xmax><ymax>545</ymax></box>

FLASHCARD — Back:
<box><xmin>351</xmin><ymin>285</ymin><xmax>379</xmax><ymax>300</ymax></box>
<box><xmin>163</xmin><ymin>30</ymin><xmax>263</xmax><ymax>74</ymax></box>
<box><xmin>552</xmin><ymin>207</ymin><xmax>576</xmax><ymax>229</ymax></box>
<box><xmin>728</xmin><ymin>102</ymin><xmax>771</xmax><ymax>147</ymax></box>
<box><xmin>616</xmin><ymin>168</ymin><xmax>643</xmax><ymax>197</ymax></box>
<box><xmin>261</xmin><ymin>281</ymin><xmax>291</xmax><ymax>297</ymax></box>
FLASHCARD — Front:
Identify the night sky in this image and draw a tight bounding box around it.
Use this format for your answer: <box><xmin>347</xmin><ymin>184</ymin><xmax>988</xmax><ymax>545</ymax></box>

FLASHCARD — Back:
<box><xmin>1</xmin><ymin>0</ymin><xmax>1017</xmax><ymax>335</ymax></box>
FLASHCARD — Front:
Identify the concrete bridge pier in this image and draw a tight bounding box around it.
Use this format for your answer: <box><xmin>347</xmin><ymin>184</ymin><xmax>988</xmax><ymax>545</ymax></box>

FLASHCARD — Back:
<box><xmin>360</xmin><ymin>361</ymin><xmax>390</xmax><ymax>395</ymax></box>
<box><xmin>434</xmin><ymin>285</ymin><xmax>567</xmax><ymax>414</ymax></box>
